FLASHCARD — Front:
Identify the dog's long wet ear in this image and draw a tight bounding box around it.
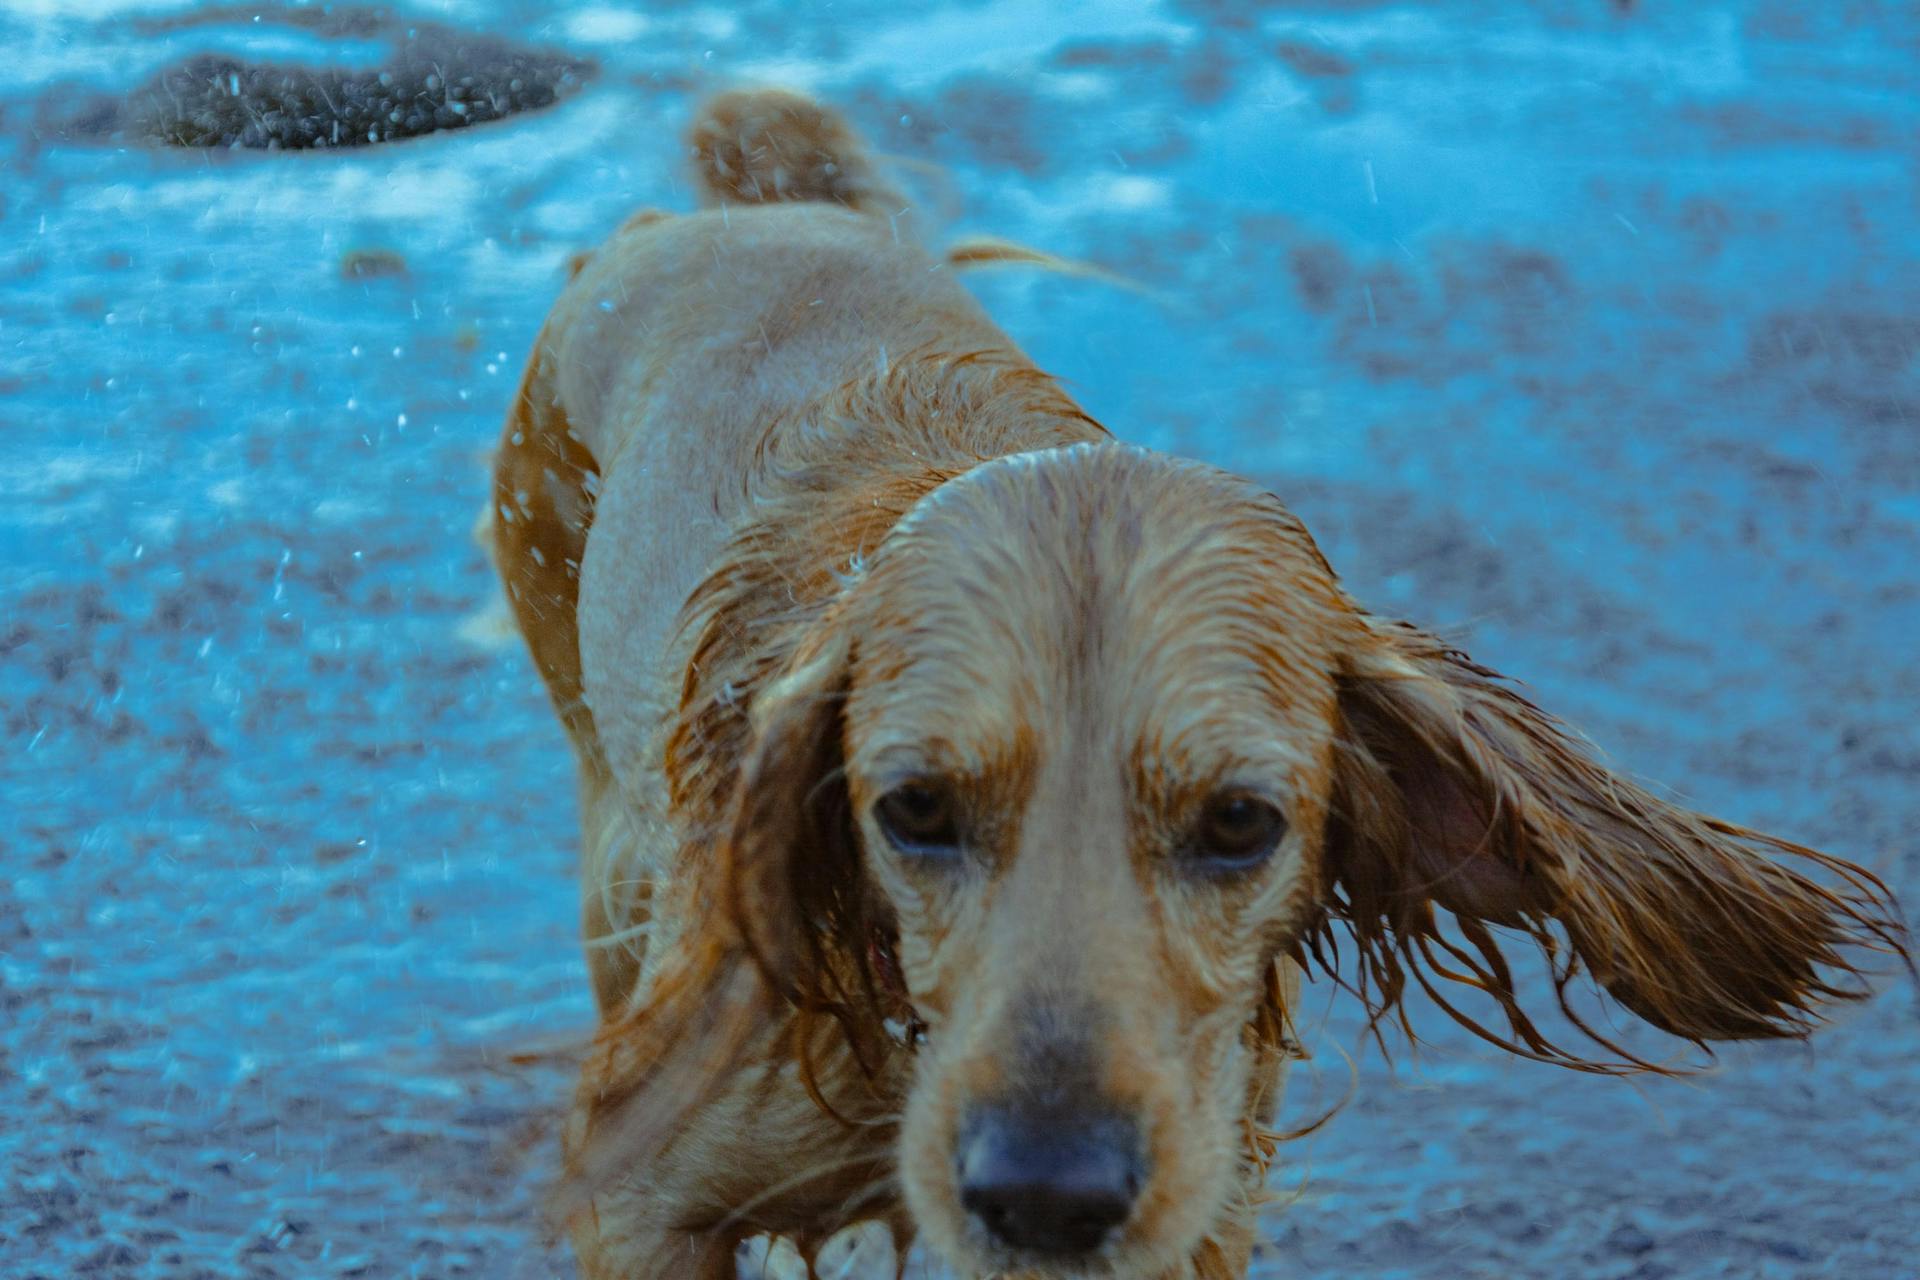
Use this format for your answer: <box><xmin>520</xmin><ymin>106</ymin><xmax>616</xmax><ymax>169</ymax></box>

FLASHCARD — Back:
<box><xmin>716</xmin><ymin>617</ymin><xmax>900</xmax><ymax>1084</ymax></box>
<box><xmin>720</xmin><ymin>620</ymin><xmax>857</xmax><ymax>998</ymax></box>
<box><xmin>1324</xmin><ymin>616</ymin><xmax>1906</xmax><ymax>1070</ymax></box>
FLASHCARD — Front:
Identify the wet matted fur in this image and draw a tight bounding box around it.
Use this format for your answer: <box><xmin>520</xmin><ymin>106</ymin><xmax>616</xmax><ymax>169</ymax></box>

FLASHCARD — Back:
<box><xmin>486</xmin><ymin>88</ymin><xmax>1906</xmax><ymax>1279</ymax></box>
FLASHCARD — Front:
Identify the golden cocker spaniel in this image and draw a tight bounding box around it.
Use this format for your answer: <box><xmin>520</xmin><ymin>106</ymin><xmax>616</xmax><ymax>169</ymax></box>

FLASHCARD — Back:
<box><xmin>487</xmin><ymin>89</ymin><xmax>1904</xmax><ymax>1279</ymax></box>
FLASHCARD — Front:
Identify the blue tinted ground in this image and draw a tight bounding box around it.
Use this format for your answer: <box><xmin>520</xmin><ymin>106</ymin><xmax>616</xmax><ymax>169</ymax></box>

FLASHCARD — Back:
<box><xmin>2</xmin><ymin>2</ymin><xmax>1916</xmax><ymax>1277</ymax></box>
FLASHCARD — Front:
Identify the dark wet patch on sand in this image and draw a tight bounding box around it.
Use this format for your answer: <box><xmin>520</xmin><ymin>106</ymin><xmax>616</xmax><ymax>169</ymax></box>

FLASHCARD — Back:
<box><xmin>60</xmin><ymin>6</ymin><xmax>593</xmax><ymax>149</ymax></box>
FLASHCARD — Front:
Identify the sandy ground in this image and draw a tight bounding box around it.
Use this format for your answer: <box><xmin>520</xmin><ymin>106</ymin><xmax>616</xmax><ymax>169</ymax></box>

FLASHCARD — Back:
<box><xmin>2</xmin><ymin>2</ymin><xmax>1916</xmax><ymax>1277</ymax></box>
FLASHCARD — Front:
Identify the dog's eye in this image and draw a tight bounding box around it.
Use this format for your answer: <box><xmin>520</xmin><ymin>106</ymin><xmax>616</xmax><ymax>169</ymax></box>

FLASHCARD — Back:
<box><xmin>874</xmin><ymin>780</ymin><xmax>961</xmax><ymax>856</ymax></box>
<box><xmin>1188</xmin><ymin>792</ymin><xmax>1287</xmax><ymax>871</ymax></box>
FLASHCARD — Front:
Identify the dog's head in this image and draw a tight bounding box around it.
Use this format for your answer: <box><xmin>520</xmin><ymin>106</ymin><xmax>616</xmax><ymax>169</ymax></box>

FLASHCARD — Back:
<box><xmin>697</xmin><ymin>442</ymin><xmax>1900</xmax><ymax>1276</ymax></box>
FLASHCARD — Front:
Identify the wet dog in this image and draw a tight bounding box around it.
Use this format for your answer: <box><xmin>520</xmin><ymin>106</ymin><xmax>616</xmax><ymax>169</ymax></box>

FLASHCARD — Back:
<box><xmin>487</xmin><ymin>89</ymin><xmax>1903</xmax><ymax>1279</ymax></box>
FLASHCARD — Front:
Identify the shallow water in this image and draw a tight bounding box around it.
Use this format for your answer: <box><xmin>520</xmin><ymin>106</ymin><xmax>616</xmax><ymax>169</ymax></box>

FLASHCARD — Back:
<box><xmin>3</xmin><ymin>2</ymin><xmax>1916</xmax><ymax>1277</ymax></box>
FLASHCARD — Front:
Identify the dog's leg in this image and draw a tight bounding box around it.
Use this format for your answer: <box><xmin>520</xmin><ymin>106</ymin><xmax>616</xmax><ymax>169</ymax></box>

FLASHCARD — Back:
<box><xmin>565</xmin><ymin>1022</ymin><xmax>901</xmax><ymax>1280</ymax></box>
<box><xmin>571</xmin><ymin>1220</ymin><xmax>746</xmax><ymax>1280</ymax></box>
<box><xmin>569</xmin><ymin>1132</ymin><xmax>894</xmax><ymax>1280</ymax></box>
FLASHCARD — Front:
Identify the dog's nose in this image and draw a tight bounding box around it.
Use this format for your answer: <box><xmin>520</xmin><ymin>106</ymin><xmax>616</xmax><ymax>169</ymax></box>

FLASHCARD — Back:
<box><xmin>956</xmin><ymin>1106</ymin><xmax>1141</xmax><ymax>1257</ymax></box>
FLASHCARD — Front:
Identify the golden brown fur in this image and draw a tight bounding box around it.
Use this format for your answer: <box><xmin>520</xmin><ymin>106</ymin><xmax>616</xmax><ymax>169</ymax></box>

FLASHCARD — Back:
<box><xmin>488</xmin><ymin>89</ymin><xmax>1906</xmax><ymax>1279</ymax></box>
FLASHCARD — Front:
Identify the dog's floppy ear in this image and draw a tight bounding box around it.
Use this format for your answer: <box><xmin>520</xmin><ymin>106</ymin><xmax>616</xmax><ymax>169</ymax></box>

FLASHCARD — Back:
<box><xmin>1323</xmin><ymin>615</ymin><xmax>1905</xmax><ymax>1069</ymax></box>
<box><xmin>719</xmin><ymin>619</ymin><xmax>857</xmax><ymax>993</ymax></box>
<box><xmin>712</xmin><ymin>614</ymin><xmax>903</xmax><ymax>1084</ymax></box>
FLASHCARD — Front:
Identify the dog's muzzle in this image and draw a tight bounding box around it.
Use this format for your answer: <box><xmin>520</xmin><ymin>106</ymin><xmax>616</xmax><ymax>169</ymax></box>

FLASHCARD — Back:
<box><xmin>956</xmin><ymin>1104</ymin><xmax>1143</xmax><ymax>1258</ymax></box>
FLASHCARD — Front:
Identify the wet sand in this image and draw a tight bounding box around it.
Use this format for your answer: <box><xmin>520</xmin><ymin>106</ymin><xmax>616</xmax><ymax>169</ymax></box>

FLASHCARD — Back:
<box><xmin>2</xmin><ymin>2</ymin><xmax>1915</xmax><ymax>1276</ymax></box>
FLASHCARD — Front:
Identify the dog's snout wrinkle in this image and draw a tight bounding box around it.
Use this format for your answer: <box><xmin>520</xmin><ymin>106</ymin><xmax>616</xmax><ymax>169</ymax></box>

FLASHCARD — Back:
<box><xmin>957</xmin><ymin>1105</ymin><xmax>1142</xmax><ymax>1258</ymax></box>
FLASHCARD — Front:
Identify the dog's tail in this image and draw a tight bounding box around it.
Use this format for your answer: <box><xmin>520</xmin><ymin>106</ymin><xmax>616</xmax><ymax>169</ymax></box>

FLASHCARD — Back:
<box><xmin>686</xmin><ymin>88</ymin><xmax>904</xmax><ymax>215</ymax></box>
<box><xmin>684</xmin><ymin>88</ymin><xmax>1153</xmax><ymax>296</ymax></box>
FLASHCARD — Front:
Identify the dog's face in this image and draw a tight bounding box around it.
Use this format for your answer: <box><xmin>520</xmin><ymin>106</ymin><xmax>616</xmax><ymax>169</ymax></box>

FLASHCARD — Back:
<box><xmin>832</xmin><ymin>446</ymin><xmax>1347</xmax><ymax>1275</ymax></box>
<box><xmin>699</xmin><ymin>440</ymin><xmax>1898</xmax><ymax>1278</ymax></box>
